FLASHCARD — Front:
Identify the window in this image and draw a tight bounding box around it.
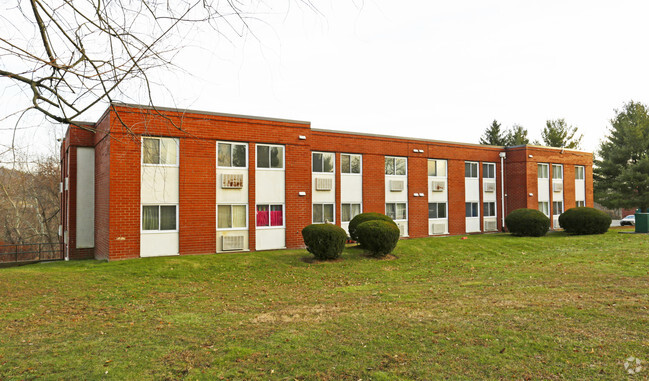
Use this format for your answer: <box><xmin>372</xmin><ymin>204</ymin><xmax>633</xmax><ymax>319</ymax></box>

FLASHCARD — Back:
<box><xmin>256</xmin><ymin>205</ymin><xmax>283</xmax><ymax>227</ymax></box>
<box><xmin>428</xmin><ymin>159</ymin><xmax>447</xmax><ymax>177</ymax></box>
<box><xmin>465</xmin><ymin>162</ymin><xmax>478</xmax><ymax>178</ymax></box>
<box><xmin>575</xmin><ymin>166</ymin><xmax>585</xmax><ymax>180</ymax></box>
<box><xmin>538</xmin><ymin>164</ymin><xmax>549</xmax><ymax>179</ymax></box>
<box><xmin>217</xmin><ymin>142</ymin><xmax>246</xmax><ymax>167</ymax></box>
<box><xmin>552</xmin><ymin>201</ymin><xmax>563</xmax><ymax>216</ymax></box>
<box><xmin>483</xmin><ymin>163</ymin><xmax>496</xmax><ymax>179</ymax></box>
<box><xmin>257</xmin><ymin>145</ymin><xmax>284</xmax><ymax>169</ymax></box>
<box><xmin>576</xmin><ymin>200</ymin><xmax>586</xmax><ymax>207</ymax></box>
<box><xmin>313</xmin><ymin>203</ymin><xmax>334</xmax><ymax>223</ymax></box>
<box><xmin>538</xmin><ymin>201</ymin><xmax>550</xmax><ymax>217</ymax></box>
<box><xmin>385</xmin><ymin>157</ymin><xmax>407</xmax><ymax>176</ymax></box>
<box><xmin>143</xmin><ymin>137</ymin><xmax>177</xmax><ymax>165</ymax></box>
<box><xmin>428</xmin><ymin>203</ymin><xmax>447</xmax><ymax>219</ymax></box>
<box><xmin>313</xmin><ymin>152</ymin><xmax>334</xmax><ymax>173</ymax></box>
<box><xmin>341</xmin><ymin>203</ymin><xmax>362</xmax><ymax>222</ymax></box>
<box><xmin>483</xmin><ymin>202</ymin><xmax>496</xmax><ymax>217</ymax></box>
<box><xmin>552</xmin><ymin>164</ymin><xmax>563</xmax><ymax>180</ymax></box>
<box><xmin>142</xmin><ymin>205</ymin><xmax>177</xmax><ymax>231</ymax></box>
<box><xmin>217</xmin><ymin>205</ymin><xmax>247</xmax><ymax>229</ymax></box>
<box><xmin>341</xmin><ymin>154</ymin><xmax>361</xmax><ymax>174</ymax></box>
<box><xmin>465</xmin><ymin>202</ymin><xmax>479</xmax><ymax>217</ymax></box>
<box><xmin>386</xmin><ymin>203</ymin><xmax>407</xmax><ymax>220</ymax></box>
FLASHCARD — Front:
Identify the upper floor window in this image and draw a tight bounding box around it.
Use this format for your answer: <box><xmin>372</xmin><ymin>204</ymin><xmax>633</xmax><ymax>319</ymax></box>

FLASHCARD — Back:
<box><xmin>538</xmin><ymin>163</ymin><xmax>549</xmax><ymax>179</ymax></box>
<box><xmin>483</xmin><ymin>163</ymin><xmax>496</xmax><ymax>179</ymax></box>
<box><xmin>341</xmin><ymin>154</ymin><xmax>361</xmax><ymax>174</ymax></box>
<box><xmin>428</xmin><ymin>159</ymin><xmax>447</xmax><ymax>177</ymax></box>
<box><xmin>218</xmin><ymin>142</ymin><xmax>246</xmax><ymax>168</ymax></box>
<box><xmin>385</xmin><ymin>156</ymin><xmax>406</xmax><ymax>176</ymax></box>
<box><xmin>313</xmin><ymin>152</ymin><xmax>334</xmax><ymax>173</ymax></box>
<box><xmin>143</xmin><ymin>137</ymin><xmax>177</xmax><ymax>165</ymax></box>
<box><xmin>465</xmin><ymin>162</ymin><xmax>478</xmax><ymax>178</ymax></box>
<box><xmin>552</xmin><ymin>164</ymin><xmax>563</xmax><ymax>180</ymax></box>
<box><xmin>257</xmin><ymin>144</ymin><xmax>284</xmax><ymax>169</ymax></box>
<box><xmin>575</xmin><ymin>166</ymin><xmax>585</xmax><ymax>180</ymax></box>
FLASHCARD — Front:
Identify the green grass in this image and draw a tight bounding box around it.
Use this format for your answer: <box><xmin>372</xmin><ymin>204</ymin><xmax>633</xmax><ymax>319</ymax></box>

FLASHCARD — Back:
<box><xmin>1</xmin><ymin>229</ymin><xmax>648</xmax><ymax>380</ymax></box>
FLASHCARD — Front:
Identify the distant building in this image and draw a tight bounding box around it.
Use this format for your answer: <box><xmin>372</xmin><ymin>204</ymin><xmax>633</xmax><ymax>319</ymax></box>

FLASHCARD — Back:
<box><xmin>60</xmin><ymin>103</ymin><xmax>593</xmax><ymax>260</ymax></box>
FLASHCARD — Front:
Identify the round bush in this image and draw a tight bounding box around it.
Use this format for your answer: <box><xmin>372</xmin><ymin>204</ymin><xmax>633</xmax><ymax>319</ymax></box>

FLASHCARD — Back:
<box><xmin>355</xmin><ymin>220</ymin><xmax>400</xmax><ymax>257</ymax></box>
<box><xmin>559</xmin><ymin>207</ymin><xmax>611</xmax><ymax>235</ymax></box>
<box><xmin>505</xmin><ymin>208</ymin><xmax>550</xmax><ymax>237</ymax></box>
<box><xmin>348</xmin><ymin>213</ymin><xmax>397</xmax><ymax>242</ymax></box>
<box><xmin>301</xmin><ymin>223</ymin><xmax>347</xmax><ymax>260</ymax></box>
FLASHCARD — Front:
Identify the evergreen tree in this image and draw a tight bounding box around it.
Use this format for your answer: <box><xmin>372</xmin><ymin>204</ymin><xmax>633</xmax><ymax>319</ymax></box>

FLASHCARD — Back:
<box><xmin>479</xmin><ymin>120</ymin><xmax>507</xmax><ymax>145</ymax></box>
<box><xmin>504</xmin><ymin>125</ymin><xmax>530</xmax><ymax>146</ymax></box>
<box><xmin>541</xmin><ymin>119</ymin><xmax>583</xmax><ymax>149</ymax></box>
<box><xmin>595</xmin><ymin>101</ymin><xmax>649</xmax><ymax>211</ymax></box>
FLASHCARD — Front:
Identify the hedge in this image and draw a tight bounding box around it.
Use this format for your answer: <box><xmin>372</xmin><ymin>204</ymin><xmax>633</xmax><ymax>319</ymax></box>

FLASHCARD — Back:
<box><xmin>301</xmin><ymin>223</ymin><xmax>347</xmax><ymax>260</ymax></box>
<box><xmin>505</xmin><ymin>208</ymin><xmax>550</xmax><ymax>237</ymax></box>
<box><xmin>559</xmin><ymin>207</ymin><xmax>611</xmax><ymax>235</ymax></box>
<box><xmin>348</xmin><ymin>213</ymin><xmax>396</xmax><ymax>242</ymax></box>
<box><xmin>355</xmin><ymin>220</ymin><xmax>400</xmax><ymax>257</ymax></box>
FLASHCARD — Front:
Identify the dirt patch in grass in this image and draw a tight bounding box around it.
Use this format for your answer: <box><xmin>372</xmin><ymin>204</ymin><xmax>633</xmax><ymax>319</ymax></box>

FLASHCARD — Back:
<box><xmin>250</xmin><ymin>304</ymin><xmax>341</xmax><ymax>324</ymax></box>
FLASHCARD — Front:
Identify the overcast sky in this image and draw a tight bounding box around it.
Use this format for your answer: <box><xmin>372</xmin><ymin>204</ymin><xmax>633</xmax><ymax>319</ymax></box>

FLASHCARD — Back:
<box><xmin>4</xmin><ymin>0</ymin><xmax>649</xmax><ymax>156</ymax></box>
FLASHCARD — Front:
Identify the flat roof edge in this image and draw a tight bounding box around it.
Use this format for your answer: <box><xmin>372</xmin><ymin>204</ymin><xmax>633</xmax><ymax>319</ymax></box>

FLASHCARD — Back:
<box><xmin>111</xmin><ymin>102</ymin><xmax>311</xmax><ymax>126</ymax></box>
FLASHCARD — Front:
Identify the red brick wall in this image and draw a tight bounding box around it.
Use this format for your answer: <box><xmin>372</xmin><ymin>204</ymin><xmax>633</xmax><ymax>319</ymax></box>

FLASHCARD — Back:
<box><xmin>94</xmin><ymin>114</ymin><xmax>111</xmax><ymax>260</ymax></box>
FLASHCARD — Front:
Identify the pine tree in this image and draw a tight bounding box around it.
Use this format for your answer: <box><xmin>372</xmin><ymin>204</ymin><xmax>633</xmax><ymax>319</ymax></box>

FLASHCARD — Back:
<box><xmin>479</xmin><ymin>120</ymin><xmax>507</xmax><ymax>145</ymax></box>
<box><xmin>504</xmin><ymin>125</ymin><xmax>530</xmax><ymax>146</ymax></box>
<box><xmin>541</xmin><ymin>119</ymin><xmax>583</xmax><ymax>149</ymax></box>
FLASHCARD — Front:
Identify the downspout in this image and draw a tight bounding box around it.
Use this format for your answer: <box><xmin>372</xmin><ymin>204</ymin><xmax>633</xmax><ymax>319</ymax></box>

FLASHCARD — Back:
<box><xmin>499</xmin><ymin>152</ymin><xmax>506</xmax><ymax>230</ymax></box>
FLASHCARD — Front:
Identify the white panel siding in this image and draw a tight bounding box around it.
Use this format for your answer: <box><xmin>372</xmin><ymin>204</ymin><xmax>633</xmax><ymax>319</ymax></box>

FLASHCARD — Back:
<box><xmin>141</xmin><ymin>166</ymin><xmax>180</xmax><ymax>204</ymax></box>
<box><xmin>538</xmin><ymin>178</ymin><xmax>550</xmax><ymax>202</ymax></box>
<box><xmin>385</xmin><ymin>175</ymin><xmax>408</xmax><ymax>203</ymax></box>
<box><xmin>256</xmin><ymin>229</ymin><xmax>286</xmax><ymax>251</ymax></box>
<box><xmin>216</xmin><ymin>231</ymin><xmax>249</xmax><ymax>252</ymax></box>
<box><xmin>256</xmin><ymin>170</ymin><xmax>285</xmax><ymax>204</ymax></box>
<box><xmin>340</xmin><ymin>175</ymin><xmax>362</xmax><ymax>202</ymax></box>
<box><xmin>76</xmin><ymin>147</ymin><xmax>95</xmax><ymax>248</ymax></box>
<box><xmin>140</xmin><ymin>232</ymin><xmax>179</xmax><ymax>257</ymax></box>
<box><xmin>216</xmin><ymin>168</ymin><xmax>249</xmax><ymax>204</ymax></box>
<box><xmin>575</xmin><ymin>179</ymin><xmax>585</xmax><ymax>202</ymax></box>
<box><xmin>312</xmin><ymin>173</ymin><xmax>335</xmax><ymax>203</ymax></box>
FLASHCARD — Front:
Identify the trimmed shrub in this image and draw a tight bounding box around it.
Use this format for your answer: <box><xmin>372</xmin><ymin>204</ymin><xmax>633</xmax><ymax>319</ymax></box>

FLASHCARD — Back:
<box><xmin>505</xmin><ymin>208</ymin><xmax>550</xmax><ymax>237</ymax></box>
<box><xmin>301</xmin><ymin>223</ymin><xmax>347</xmax><ymax>260</ymax></box>
<box><xmin>355</xmin><ymin>220</ymin><xmax>400</xmax><ymax>257</ymax></box>
<box><xmin>559</xmin><ymin>207</ymin><xmax>611</xmax><ymax>235</ymax></box>
<box><xmin>348</xmin><ymin>213</ymin><xmax>397</xmax><ymax>242</ymax></box>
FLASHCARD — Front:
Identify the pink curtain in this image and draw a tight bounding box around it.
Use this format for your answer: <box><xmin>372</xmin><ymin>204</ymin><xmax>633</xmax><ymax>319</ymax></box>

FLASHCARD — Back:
<box><xmin>256</xmin><ymin>209</ymin><xmax>269</xmax><ymax>226</ymax></box>
<box><xmin>270</xmin><ymin>210</ymin><xmax>283</xmax><ymax>226</ymax></box>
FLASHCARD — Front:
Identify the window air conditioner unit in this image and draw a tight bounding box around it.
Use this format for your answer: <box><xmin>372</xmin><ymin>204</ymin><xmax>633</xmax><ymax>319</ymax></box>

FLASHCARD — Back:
<box><xmin>431</xmin><ymin>181</ymin><xmax>445</xmax><ymax>192</ymax></box>
<box><xmin>483</xmin><ymin>182</ymin><xmax>496</xmax><ymax>193</ymax></box>
<box><xmin>221</xmin><ymin>173</ymin><xmax>244</xmax><ymax>189</ymax></box>
<box><xmin>397</xmin><ymin>222</ymin><xmax>407</xmax><ymax>236</ymax></box>
<box><xmin>315</xmin><ymin>177</ymin><xmax>333</xmax><ymax>191</ymax></box>
<box><xmin>432</xmin><ymin>223</ymin><xmax>445</xmax><ymax>235</ymax></box>
<box><xmin>484</xmin><ymin>220</ymin><xmax>497</xmax><ymax>231</ymax></box>
<box><xmin>222</xmin><ymin>235</ymin><xmax>244</xmax><ymax>251</ymax></box>
<box><xmin>390</xmin><ymin>180</ymin><xmax>404</xmax><ymax>192</ymax></box>
<box><xmin>553</xmin><ymin>183</ymin><xmax>563</xmax><ymax>192</ymax></box>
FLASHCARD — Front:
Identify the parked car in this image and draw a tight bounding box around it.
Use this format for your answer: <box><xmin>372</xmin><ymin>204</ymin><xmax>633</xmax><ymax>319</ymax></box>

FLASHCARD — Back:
<box><xmin>620</xmin><ymin>215</ymin><xmax>635</xmax><ymax>226</ymax></box>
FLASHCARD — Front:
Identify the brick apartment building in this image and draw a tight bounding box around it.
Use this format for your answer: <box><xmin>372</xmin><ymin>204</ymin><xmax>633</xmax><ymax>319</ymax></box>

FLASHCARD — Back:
<box><xmin>60</xmin><ymin>103</ymin><xmax>593</xmax><ymax>260</ymax></box>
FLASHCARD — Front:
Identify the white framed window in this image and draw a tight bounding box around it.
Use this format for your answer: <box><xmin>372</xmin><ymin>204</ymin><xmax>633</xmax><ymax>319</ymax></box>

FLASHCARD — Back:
<box><xmin>539</xmin><ymin>201</ymin><xmax>550</xmax><ymax>217</ymax></box>
<box><xmin>257</xmin><ymin>144</ymin><xmax>284</xmax><ymax>169</ymax></box>
<box><xmin>313</xmin><ymin>203</ymin><xmax>334</xmax><ymax>223</ymax></box>
<box><xmin>428</xmin><ymin>202</ymin><xmax>447</xmax><ymax>219</ymax></box>
<box><xmin>341</xmin><ymin>203</ymin><xmax>362</xmax><ymax>222</ymax></box>
<box><xmin>538</xmin><ymin>164</ymin><xmax>549</xmax><ymax>179</ymax></box>
<box><xmin>465</xmin><ymin>202</ymin><xmax>479</xmax><ymax>217</ymax></box>
<box><xmin>575</xmin><ymin>166</ymin><xmax>585</xmax><ymax>180</ymax></box>
<box><xmin>465</xmin><ymin>162</ymin><xmax>478</xmax><ymax>178</ymax></box>
<box><xmin>312</xmin><ymin>152</ymin><xmax>334</xmax><ymax>173</ymax></box>
<box><xmin>341</xmin><ymin>154</ymin><xmax>361</xmax><ymax>174</ymax></box>
<box><xmin>428</xmin><ymin>159</ymin><xmax>447</xmax><ymax>177</ymax></box>
<box><xmin>552</xmin><ymin>201</ymin><xmax>563</xmax><ymax>216</ymax></box>
<box><xmin>142</xmin><ymin>137</ymin><xmax>178</xmax><ymax>166</ymax></box>
<box><xmin>552</xmin><ymin>164</ymin><xmax>563</xmax><ymax>180</ymax></box>
<box><xmin>576</xmin><ymin>200</ymin><xmax>586</xmax><ymax>207</ymax></box>
<box><xmin>386</xmin><ymin>203</ymin><xmax>407</xmax><ymax>220</ymax></box>
<box><xmin>256</xmin><ymin>204</ymin><xmax>284</xmax><ymax>227</ymax></box>
<box><xmin>217</xmin><ymin>204</ymin><xmax>247</xmax><ymax>229</ymax></box>
<box><xmin>483</xmin><ymin>202</ymin><xmax>496</xmax><ymax>217</ymax></box>
<box><xmin>482</xmin><ymin>163</ymin><xmax>496</xmax><ymax>179</ymax></box>
<box><xmin>217</xmin><ymin>142</ymin><xmax>247</xmax><ymax>168</ymax></box>
<box><xmin>142</xmin><ymin>204</ymin><xmax>178</xmax><ymax>231</ymax></box>
<box><xmin>385</xmin><ymin>157</ymin><xmax>407</xmax><ymax>176</ymax></box>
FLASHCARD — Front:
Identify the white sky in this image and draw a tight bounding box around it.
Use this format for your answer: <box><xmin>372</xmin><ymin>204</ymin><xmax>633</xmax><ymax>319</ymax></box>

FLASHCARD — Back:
<box><xmin>3</xmin><ymin>0</ymin><xmax>649</xmax><ymax>156</ymax></box>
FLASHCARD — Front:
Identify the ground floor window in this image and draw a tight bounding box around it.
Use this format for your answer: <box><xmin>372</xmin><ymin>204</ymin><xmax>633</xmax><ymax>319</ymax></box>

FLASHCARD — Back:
<box><xmin>217</xmin><ymin>204</ymin><xmax>247</xmax><ymax>229</ymax></box>
<box><xmin>341</xmin><ymin>203</ymin><xmax>361</xmax><ymax>222</ymax></box>
<box><xmin>576</xmin><ymin>200</ymin><xmax>585</xmax><ymax>207</ymax></box>
<box><xmin>483</xmin><ymin>202</ymin><xmax>496</xmax><ymax>217</ymax></box>
<box><xmin>539</xmin><ymin>201</ymin><xmax>550</xmax><ymax>216</ymax></box>
<box><xmin>465</xmin><ymin>202</ymin><xmax>479</xmax><ymax>217</ymax></box>
<box><xmin>142</xmin><ymin>205</ymin><xmax>177</xmax><ymax>231</ymax></box>
<box><xmin>256</xmin><ymin>205</ymin><xmax>284</xmax><ymax>227</ymax></box>
<box><xmin>313</xmin><ymin>203</ymin><xmax>334</xmax><ymax>223</ymax></box>
<box><xmin>386</xmin><ymin>203</ymin><xmax>407</xmax><ymax>220</ymax></box>
<box><xmin>552</xmin><ymin>201</ymin><xmax>563</xmax><ymax>216</ymax></box>
<box><xmin>428</xmin><ymin>202</ymin><xmax>447</xmax><ymax>219</ymax></box>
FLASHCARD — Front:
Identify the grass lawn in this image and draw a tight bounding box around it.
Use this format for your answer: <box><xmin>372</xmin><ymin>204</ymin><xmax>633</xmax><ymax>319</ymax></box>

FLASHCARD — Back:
<box><xmin>0</xmin><ymin>229</ymin><xmax>648</xmax><ymax>380</ymax></box>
